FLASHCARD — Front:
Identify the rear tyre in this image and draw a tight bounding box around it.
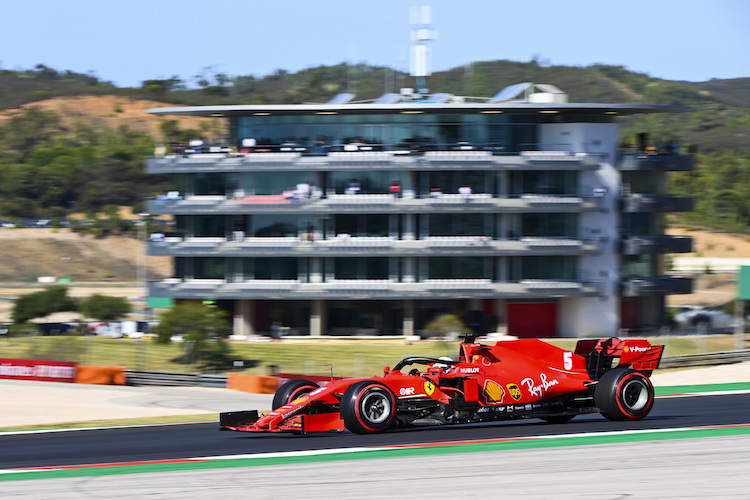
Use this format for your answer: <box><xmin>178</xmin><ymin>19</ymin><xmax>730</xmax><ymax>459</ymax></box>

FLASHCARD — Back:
<box><xmin>272</xmin><ymin>379</ymin><xmax>320</xmax><ymax>410</ymax></box>
<box><xmin>594</xmin><ymin>368</ymin><xmax>654</xmax><ymax>421</ymax></box>
<box><xmin>341</xmin><ymin>381</ymin><xmax>397</xmax><ymax>434</ymax></box>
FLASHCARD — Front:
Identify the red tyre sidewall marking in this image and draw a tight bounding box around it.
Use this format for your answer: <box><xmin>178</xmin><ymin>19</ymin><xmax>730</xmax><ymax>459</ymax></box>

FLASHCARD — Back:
<box><xmin>615</xmin><ymin>372</ymin><xmax>654</xmax><ymax>418</ymax></box>
<box><xmin>289</xmin><ymin>385</ymin><xmax>315</xmax><ymax>403</ymax></box>
<box><xmin>354</xmin><ymin>384</ymin><xmax>393</xmax><ymax>432</ymax></box>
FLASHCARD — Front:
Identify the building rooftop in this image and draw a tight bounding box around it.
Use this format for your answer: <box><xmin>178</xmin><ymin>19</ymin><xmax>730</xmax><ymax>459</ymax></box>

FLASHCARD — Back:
<box><xmin>146</xmin><ymin>83</ymin><xmax>692</xmax><ymax>118</ymax></box>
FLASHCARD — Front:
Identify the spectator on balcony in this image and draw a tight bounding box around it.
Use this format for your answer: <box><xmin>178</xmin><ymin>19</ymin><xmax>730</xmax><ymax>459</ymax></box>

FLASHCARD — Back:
<box><xmin>459</xmin><ymin>185</ymin><xmax>472</xmax><ymax>200</ymax></box>
<box><xmin>346</xmin><ymin>179</ymin><xmax>361</xmax><ymax>195</ymax></box>
<box><xmin>241</xmin><ymin>137</ymin><xmax>256</xmax><ymax>153</ymax></box>
<box><xmin>189</xmin><ymin>139</ymin><xmax>204</xmax><ymax>153</ymax></box>
<box><xmin>389</xmin><ymin>181</ymin><xmax>401</xmax><ymax>199</ymax></box>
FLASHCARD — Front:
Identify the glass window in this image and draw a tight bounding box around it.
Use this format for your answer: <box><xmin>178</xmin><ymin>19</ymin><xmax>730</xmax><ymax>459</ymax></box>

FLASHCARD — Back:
<box><xmin>510</xmin><ymin>256</ymin><xmax>577</xmax><ymax>280</ymax></box>
<box><xmin>231</xmin><ymin>113</ymin><xmax>539</xmax><ymax>152</ymax></box>
<box><xmin>194</xmin><ymin>257</ymin><xmax>226</xmax><ymax>279</ymax></box>
<box><xmin>328</xmin><ymin>171</ymin><xmax>393</xmax><ymax>194</ymax></box>
<box><xmin>509</xmin><ymin>171</ymin><xmax>578</xmax><ymax>196</ymax></box>
<box><xmin>191</xmin><ymin>215</ymin><xmax>227</xmax><ymax>237</ymax></box>
<box><xmin>193</xmin><ymin>172</ymin><xmax>226</xmax><ymax>196</ymax></box>
<box><xmin>621</xmin><ymin>254</ymin><xmax>658</xmax><ymax>278</ymax></box>
<box><xmin>424</xmin><ymin>171</ymin><xmax>488</xmax><ymax>194</ymax></box>
<box><xmin>517</xmin><ymin>213</ymin><xmax>578</xmax><ymax>237</ymax></box>
<box><xmin>334</xmin><ymin>214</ymin><xmax>390</xmax><ymax>237</ymax></box>
<box><xmin>251</xmin><ymin>215</ymin><xmax>299</xmax><ymax>237</ymax></box>
<box><xmin>333</xmin><ymin>258</ymin><xmax>389</xmax><ymax>279</ymax></box>
<box><xmin>243</xmin><ymin>172</ymin><xmax>313</xmax><ymax>195</ymax></box>
<box><xmin>252</xmin><ymin>258</ymin><xmax>298</xmax><ymax>280</ymax></box>
<box><xmin>427</xmin><ymin>257</ymin><xmax>486</xmax><ymax>279</ymax></box>
<box><xmin>622</xmin><ymin>213</ymin><xmax>657</xmax><ymax>236</ymax></box>
<box><xmin>428</xmin><ymin>214</ymin><xmax>488</xmax><ymax>237</ymax></box>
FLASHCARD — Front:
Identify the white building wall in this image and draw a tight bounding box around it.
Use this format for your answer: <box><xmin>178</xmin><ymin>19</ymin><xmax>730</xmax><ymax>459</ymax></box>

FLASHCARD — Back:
<box><xmin>541</xmin><ymin>122</ymin><xmax>621</xmax><ymax>336</ymax></box>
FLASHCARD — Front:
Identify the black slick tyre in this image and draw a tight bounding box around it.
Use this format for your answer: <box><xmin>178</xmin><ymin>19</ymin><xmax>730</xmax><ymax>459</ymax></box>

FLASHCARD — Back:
<box><xmin>594</xmin><ymin>368</ymin><xmax>655</xmax><ymax>421</ymax></box>
<box><xmin>340</xmin><ymin>381</ymin><xmax>397</xmax><ymax>434</ymax></box>
<box><xmin>272</xmin><ymin>379</ymin><xmax>320</xmax><ymax>410</ymax></box>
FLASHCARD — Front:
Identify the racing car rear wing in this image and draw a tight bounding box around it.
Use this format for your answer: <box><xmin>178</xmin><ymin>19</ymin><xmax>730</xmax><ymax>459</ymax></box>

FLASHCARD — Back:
<box><xmin>574</xmin><ymin>337</ymin><xmax>664</xmax><ymax>379</ymax></box>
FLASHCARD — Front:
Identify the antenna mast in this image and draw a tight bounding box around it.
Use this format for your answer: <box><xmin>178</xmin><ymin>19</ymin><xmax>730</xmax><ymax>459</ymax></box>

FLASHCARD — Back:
<box><xmin>410</xmin><ymin>6</ymin><xmax>437</xmax><ymax>96</ymax></box>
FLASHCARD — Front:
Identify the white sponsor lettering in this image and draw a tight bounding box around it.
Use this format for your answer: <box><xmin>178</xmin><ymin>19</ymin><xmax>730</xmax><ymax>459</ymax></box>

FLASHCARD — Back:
<box><xmin>399</xmin><ymin>387</ymin><xmax>416</xmax><ymax>396</ymax></box>
<box><xmin>0</xmin><ymin>363</ymin><xmax>75</xmax><ymax>379</ymax></box>
<box><xmin>459</xmin><ymin>367</ymin><xmax>480</xmax><ymax>374</ymax></box>
<box><xmin>628</xmin><ymin>345</ymin><xmax>649</xmax><ymax>353</ymax></box>
<box><xmin>521</xmin><ymin>373</ymin><xmax>560</xmax><ymax>398</ymax></box>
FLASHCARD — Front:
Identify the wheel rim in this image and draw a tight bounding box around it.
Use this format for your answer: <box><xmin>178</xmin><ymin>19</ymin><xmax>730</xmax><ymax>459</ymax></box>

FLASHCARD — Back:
<box><xmin>360</xmin><ymin>391</ymin><xmax>391</xmax><ymax>424</ymax></box>
<box><xmin>621</xmin><ymin>379</ymin><xmax>649</xmax><ymax>412</ymax></box>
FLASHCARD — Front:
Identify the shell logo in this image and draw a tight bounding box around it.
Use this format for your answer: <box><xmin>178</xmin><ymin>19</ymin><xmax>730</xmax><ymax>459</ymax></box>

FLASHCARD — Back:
<box><xmin>483</xmin><ymin>380</ymin><xmax>505</xmax><ymax>403</ymax></box>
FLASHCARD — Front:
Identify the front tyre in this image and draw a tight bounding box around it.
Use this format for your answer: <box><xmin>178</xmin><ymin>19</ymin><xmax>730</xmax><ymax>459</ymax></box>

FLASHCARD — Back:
<box><xmin>341</xmin><ymin>381</ymin><xmax>397</xmax><ymax>434</ymax></box>
<box><xmin>272</xmin><ymin>379</ymin><xmax>320</xmax><ymax>410</ymax></box>
<box><xmin>594</xmin><ymin>369</ymin><xmax>655</xmax><ymax>421</ymax></box>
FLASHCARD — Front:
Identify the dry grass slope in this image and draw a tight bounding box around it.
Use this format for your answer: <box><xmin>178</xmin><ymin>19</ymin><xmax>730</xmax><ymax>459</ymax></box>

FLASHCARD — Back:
<box><xmin>0</xmin><ymin>228</ymin><xmax>170</xmax><ymax>282</ymax></box>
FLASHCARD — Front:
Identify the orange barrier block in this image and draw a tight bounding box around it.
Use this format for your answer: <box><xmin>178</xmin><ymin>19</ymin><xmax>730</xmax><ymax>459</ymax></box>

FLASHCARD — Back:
<box><xmin>75</xmin><ymin>366</ymin><xmax>127</xmax><ymax>385</ymax></box>
<box><xmin>228</xmin><ymin>373</ymin><xmax>279</xmax><ymax>394</ymax></box>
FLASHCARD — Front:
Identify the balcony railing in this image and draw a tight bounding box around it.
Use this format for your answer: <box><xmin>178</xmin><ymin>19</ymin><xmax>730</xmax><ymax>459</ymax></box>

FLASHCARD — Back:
<box><xmin>621</xmin><ymin>235</ymin><xmax>693</xmax><ymax>255</ymax></box>
<box><xmin>618</xmin><ymin>153</ymin><xmax>694</xmax><ymax>172</ymax></box>
<box><xmin>621</xmin><ymin>276</ymin><xmax>693</xmax><ymax>297</ymax></box>
<box><xmin>146</xmin><ymin>148</ymin><xmax>602</xmax><ymax>174</ymax></box>
<box><xmin>147</xmin><ymin>235</ymin><xmax>603</xmax><ymax>257</ymax></box>
<box><xmin>621</xmin><ymin>194</ymin><xmax>694</xmax><ymax>213</ymax></box>
<box><xmin>149</xmin><ymin>278</ymin><xmax>602</xmax><ymax>300</ymax></box>
<box><xmin>146</xmin><ymin>194</ymin><xmax>600</xmax><ymax>215</ymax></box>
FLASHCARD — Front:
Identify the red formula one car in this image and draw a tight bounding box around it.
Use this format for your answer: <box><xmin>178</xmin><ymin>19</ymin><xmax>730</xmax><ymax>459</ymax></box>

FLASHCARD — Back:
<box><xmin>220</xmin><ymin>336</ymin><xmax>664</xmax><ymax>435</ymax></box>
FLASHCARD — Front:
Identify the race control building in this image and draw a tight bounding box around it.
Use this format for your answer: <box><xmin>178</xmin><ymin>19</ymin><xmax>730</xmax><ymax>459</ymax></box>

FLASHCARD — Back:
<box><xmin>144</xmin><ymin>83</ymin><xmax>693</xmax><ymax>338</ymax></box>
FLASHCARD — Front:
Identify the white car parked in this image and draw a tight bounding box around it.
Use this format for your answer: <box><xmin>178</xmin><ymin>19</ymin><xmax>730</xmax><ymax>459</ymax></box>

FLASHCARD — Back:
<box><xmin>671</xmin><ymin>306</ymin><xmax>734</xmax><ymax>332</ymax></box>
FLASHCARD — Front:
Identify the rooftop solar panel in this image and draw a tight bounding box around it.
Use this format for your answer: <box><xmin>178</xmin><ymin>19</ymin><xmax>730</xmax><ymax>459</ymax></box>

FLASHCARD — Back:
<box><xmin>426</xmin><ymin>93</ymin><xmax>453</xmax><ymax>103</ymax></box>
<box><xmin>327</xmin><ymin>93</ymin><xmax>356</xmax><ymax>104</ymax></box>
<box><xmin>489</xmin><ymin>82</ymin><xmax>532</xmax><ymax>102</ymax></box>
<box><xmin>535</xmin><ymin>84</ymin><xmax>564</xmax><ymax>94</ymax></box>
<box><xmin>373</xmin><ymin>93</ymin><xmax>402</xmax><ymax>104</ymax></box>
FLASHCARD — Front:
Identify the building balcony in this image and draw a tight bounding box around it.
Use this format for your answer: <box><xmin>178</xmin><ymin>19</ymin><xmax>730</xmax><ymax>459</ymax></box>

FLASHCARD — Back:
<box><xmin>146</xmin><ymin>194</ymin><xmax>600</xmax><ymax>216</ymax></box>
<box><xmin>617</xmin><ymin>153</ymin><xmax>694</xmax><ymax>172</ymax></box>
<box><xmin>145</xmin><ymin>150</ymin><xmax>601</xmax><ymax>174</ymax></box>
<box><xmin>620</xmin><ymin>276</ymin><xmax>693</xmax><ymax>297</ymax></box>
<box><xmin>621</xmin><ymin>194</ymin><xmax>694</xmax><ymax>213</ymax></box>
<box><xmin>148</xmin><ymin>278</ymin><xmax>602</xmax><ymax>301</ymax></box>
<box><xmin>147</xmin><ymin>236</ymin><xmax>604</xmax><ymax>257</ymax></box>
<box><xmin>621</xmin><ymin>235</ymin><xmax>693</xmax><ymax>255</ymax></box>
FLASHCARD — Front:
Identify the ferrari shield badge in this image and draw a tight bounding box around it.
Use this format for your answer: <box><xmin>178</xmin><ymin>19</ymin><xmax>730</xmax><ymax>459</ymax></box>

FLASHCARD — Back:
<box><xmin>424</xmin><ymin>381</ymin><xmax>436</xmax><ymax>396</ymax></box>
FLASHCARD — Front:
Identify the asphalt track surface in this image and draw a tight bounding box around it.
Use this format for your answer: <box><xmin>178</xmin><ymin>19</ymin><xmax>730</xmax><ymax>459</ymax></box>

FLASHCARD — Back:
<box><xmin>2</xmin><ymin>392</ymin><xmax>748</xmax><ymax>470</ymax></box>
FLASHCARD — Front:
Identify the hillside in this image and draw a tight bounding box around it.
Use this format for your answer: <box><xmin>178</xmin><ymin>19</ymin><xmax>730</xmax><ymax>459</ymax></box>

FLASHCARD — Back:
<box><xmin>0</xmin><ymin>228</ymin><xmax>170</xmax><ymax>282</ymax></box>
<box><xmin>0</xmin><ymin>95</ymin><xmax>218</xmax><ymax>141</ymax></box>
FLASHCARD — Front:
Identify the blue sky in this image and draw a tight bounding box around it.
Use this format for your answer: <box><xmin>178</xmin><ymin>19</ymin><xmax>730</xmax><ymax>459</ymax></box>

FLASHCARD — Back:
<box><xmin>1</xmin><ymin>0</ymin><xmax>748</xmax><ymax>88</ymax></box>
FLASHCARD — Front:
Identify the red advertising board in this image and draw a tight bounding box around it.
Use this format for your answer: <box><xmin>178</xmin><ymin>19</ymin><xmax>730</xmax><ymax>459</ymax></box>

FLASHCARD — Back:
<box><xmin>0</xmin><ymin>358</ymin><xmax>77</xmax><ymax>383</ymax></box>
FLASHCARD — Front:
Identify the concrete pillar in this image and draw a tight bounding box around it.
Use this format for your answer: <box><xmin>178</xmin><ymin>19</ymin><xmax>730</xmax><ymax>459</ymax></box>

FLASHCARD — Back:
<box><xmin>233</xmin><ymin>299</ymin><xmax>255</xmax><ymax>336</ymax></box>
<box><xmin>403</xmin><ymin>256</ymin><xmax>416</xmax><ymax>283</ymax></box>
<box><xmin>403</xmin><ymin>299</ymin><xmax>415</xmax><ymax>337</ymax></box>
<box><xmin>311</xmin><ymin>299</ymin><xmax>325</xmax><ymax>337</ymax></box>
<box><xmin>310</xmin><ymin>257</ymin><xmax>323</xmax><ymax>283</ymax></box>
<box><xmin>403</xmin><ymin>214</ymin><xmax>415</xmax><ymax>240</ymax></box>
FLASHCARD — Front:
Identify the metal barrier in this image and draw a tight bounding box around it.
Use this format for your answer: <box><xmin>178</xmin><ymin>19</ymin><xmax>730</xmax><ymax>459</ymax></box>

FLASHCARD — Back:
<box><xmin>125</xmin><ymin>370</ymin><xmax>202</xmax><ymax>387</ymax></box>
<box><xmin>658</xmin><ymin>349</ymin><xmax>750</xmax><ymax>369</ymax></box>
